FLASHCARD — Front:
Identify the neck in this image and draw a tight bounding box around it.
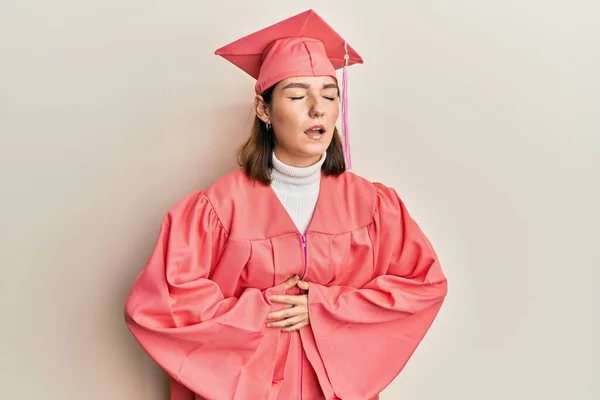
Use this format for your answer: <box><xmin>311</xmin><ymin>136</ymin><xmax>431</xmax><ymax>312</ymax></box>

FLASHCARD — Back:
<box><xmin>273</xmin><ymin>149</ymin><xmax>323</xmax><ymax>168</ymax></box>
<box><xmin>271</xmin><ymin>151</ymin><xmax>326</xmax><ymax>188</ymax></box>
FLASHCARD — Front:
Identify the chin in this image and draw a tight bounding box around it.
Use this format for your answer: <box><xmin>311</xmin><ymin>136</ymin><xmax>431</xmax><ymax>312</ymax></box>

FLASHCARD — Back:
<box><xmin>279</xmin><ymin>134</ymin><xmax>331</xmax><ymax>162</ymax></box>
<box><xmin>300</xmin><ymin>133</ymin><xmax>332</xmax><ymax>152</ymax></box>
<box><xmin>298</xmin><ymin>142</ymin><xmax>329</xmax><ymax>157</ymax></box>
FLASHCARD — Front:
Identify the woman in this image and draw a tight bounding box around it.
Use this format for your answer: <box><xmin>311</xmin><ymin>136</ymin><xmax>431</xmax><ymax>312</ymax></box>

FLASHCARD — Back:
<box><xmin>124</xmin><ymin>9</ymin><xmax>448</xmax><ymax>400</ymax></box>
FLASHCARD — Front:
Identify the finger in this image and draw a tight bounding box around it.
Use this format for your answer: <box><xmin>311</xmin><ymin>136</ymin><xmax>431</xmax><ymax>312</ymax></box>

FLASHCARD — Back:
<box><xmin>267</xmin><ymin>314</ymin><xmax>307</xmax><ymax>328</ymax></box>
<box><xmin>282</xmin><ymin>319</ymin><xmax>310</xmax><ymax>332</ymax></box>
<box><xmin>297</xmin><ymin>280</ymin><xmax>309</xmax><ymax>291</ymax></box>
<box><xmin>284</xmin><ymin>275</ymin><xmax>300</xmax><ymax>290</ymax></box>
<box><xmin>266</xmin><ymin>304</ymin><xmax>294</xmax><ymax>320</ymax></box>
<box><xmin>267</xmin><ymin>305</ymin><xmax>306</xmax><ymax>320</ymax></box>
<box><xmin>269</xmin><ymin>294</ymin><xmax>307</xmax><ymax>306</ymax></box>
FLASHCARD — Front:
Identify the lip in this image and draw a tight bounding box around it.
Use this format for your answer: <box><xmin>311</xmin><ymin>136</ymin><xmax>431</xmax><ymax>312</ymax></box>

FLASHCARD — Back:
<box><xmin>305</xmin><ymin>125</ymin><xmax>326</xmax><ymax>134</ymax></box>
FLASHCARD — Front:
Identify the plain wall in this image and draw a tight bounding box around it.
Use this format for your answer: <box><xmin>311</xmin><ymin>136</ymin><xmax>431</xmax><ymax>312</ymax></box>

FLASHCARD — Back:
<box><xmin>1</xmin><ymin>1</ymin><xmax>598</xmax><ymax>399</ymax></box>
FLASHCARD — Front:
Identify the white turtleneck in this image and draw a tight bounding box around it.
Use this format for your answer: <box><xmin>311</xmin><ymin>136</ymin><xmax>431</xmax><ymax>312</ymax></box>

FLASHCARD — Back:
<box><xmin>270</xmin><ymin>152</ymin><xmax>326</xmax><ymax>235</ymax></box>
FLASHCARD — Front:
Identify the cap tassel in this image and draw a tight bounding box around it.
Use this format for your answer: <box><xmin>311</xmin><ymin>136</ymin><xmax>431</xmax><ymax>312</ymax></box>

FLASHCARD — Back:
<box><xmin>341</xmin><ymin>42</ymin><xmax>352</xmax><ymax>170</ymax></box>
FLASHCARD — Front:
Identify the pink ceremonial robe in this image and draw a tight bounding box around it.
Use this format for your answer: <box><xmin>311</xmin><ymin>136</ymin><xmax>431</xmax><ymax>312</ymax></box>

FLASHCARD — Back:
<box><xmin>124</xmin><ymin>169</ymin><xmax>448</xmax><ymax>399</ymax></box>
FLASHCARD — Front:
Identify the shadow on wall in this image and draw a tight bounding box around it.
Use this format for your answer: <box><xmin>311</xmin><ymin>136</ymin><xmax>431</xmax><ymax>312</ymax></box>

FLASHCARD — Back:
<box><xmin>110</xmin><ymin>99</ymin><xmax>255</xmax><ymax>397</ymax></box>
<box><xmin>194</xmin><ymin>101</ymin><xmax>258</xmax><ymax>188</ymax></box>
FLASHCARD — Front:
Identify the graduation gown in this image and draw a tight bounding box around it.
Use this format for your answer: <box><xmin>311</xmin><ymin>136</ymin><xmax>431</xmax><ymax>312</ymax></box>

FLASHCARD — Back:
<box><xmin>124</xmin><ymin>169</ymin><xmax>448</xmax><ymax>400</ymax></box>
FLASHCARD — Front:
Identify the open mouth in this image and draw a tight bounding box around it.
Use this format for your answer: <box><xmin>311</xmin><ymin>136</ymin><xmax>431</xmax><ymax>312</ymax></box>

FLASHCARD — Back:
<box><xmin>305</xmin><ymin>125</ymin><xmax>326</xmax><ymax>138</ymax></box>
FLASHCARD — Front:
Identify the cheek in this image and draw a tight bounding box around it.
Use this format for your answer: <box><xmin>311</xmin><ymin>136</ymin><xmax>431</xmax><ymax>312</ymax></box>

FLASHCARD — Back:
<box><xmin>278</xmin><ymin>105</ymin><xmax>302</xmax><ymax>124</ymax></box>
<box><xmin>271</xmin><ymin>111</ymin><xmax>298</xmax><ymax>145</ymax></box>
<box><xmin>328</xmin><ymin>100</ymin><xmax>340</xmax><ymax>119</ymax></box>
<box><xmin>273</xmin><ymin>103</ymin><xmax>304</xmax><ymax>131</ymax></box>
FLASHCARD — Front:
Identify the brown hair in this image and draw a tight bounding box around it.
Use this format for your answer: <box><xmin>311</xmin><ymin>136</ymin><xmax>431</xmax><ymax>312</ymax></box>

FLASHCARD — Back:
<box><xmin>237</xmin><ymin>85</ymin><xmax>347</xmax><ymax>185</ymax></box>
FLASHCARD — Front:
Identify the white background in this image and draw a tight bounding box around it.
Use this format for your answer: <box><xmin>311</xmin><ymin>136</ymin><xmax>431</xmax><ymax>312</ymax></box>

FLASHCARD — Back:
<box><xmin>1</xmin><ymin>1</ymin><xmax>598</xmax><ymax>399</ymax></box>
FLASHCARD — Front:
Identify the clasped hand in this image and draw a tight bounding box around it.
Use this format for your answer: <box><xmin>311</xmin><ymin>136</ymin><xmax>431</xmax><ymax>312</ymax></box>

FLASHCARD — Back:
<box><xmin>266</xmin><ymin>275</ymin><xmax>310</xmax><ymax>332</ymax></box>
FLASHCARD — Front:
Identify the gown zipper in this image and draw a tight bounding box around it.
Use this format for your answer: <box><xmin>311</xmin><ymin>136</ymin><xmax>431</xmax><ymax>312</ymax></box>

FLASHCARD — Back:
<box><xmin>301</xmin><ymin>235</ymin><xmax>308</xmax><ymax>278</ymax></box>
<box><xmin>300</xmin><ymin>234</ymin><xmax>307</xmax><ymax>400</ymax></box>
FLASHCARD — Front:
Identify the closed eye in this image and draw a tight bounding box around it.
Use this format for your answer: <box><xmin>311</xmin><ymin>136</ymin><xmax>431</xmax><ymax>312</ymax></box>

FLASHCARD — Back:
<box><xmin>290</xmin><ymin>95</ymin><xmax>336</xmax><ymax>101</ymax></box>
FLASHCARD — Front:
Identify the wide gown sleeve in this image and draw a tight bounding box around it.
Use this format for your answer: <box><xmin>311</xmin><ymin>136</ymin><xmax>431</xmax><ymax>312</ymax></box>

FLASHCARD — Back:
<box><xmin>124</xmin><ymin>191</ymin><xmax>285</xmax><ymax>400</ymax></box>
<box><xmin>307</xmin><ymin>184</ymin><xmax>449</xmax><ymax>400</ymax></box>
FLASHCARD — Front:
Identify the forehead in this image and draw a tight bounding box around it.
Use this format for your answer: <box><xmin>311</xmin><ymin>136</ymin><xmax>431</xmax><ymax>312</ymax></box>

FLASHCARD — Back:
<box><xmin>278</xmin><ymin>75</ymin><xmax>338</xmax><ymax>88</ymax></box>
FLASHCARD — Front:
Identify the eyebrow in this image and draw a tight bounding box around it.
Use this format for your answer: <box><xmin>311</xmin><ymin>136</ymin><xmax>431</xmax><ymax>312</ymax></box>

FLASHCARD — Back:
<box><xmin>282</xmin><ymin>82</ymin><xmax>339</xmax><ymax>90</ymax></box>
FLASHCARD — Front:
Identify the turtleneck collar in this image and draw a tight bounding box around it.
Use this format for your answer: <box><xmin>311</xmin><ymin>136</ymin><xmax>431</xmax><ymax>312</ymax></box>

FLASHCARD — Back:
<box><xmin>271</xmin><ymin>151</ymin><xmax>326</xmax><ymax>188</ymax></box>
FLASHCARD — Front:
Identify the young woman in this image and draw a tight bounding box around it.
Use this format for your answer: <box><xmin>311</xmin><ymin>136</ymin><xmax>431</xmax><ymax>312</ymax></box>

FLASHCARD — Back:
<box><xmin>124</xmin><ymin>9</ymin><xmax>448</xmax><ymax>400</ymax></box>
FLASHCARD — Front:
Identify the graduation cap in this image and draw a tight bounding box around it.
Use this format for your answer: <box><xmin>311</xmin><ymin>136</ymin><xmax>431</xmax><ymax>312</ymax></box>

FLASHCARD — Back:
<box><xmin>215</xmin><ymin>9</ymin><xmax>363</xmax><ymax>169</ymax></box>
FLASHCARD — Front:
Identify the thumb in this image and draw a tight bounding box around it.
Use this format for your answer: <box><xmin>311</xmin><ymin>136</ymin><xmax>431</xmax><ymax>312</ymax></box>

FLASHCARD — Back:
<box><xmin>297</xmin><ymin>280</ymin><xmax>309</xmax><ymax>291</ymax></box>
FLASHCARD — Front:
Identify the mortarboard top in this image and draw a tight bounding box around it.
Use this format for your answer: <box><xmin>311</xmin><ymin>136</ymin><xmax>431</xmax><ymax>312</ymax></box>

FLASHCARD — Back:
<box><xmin>214</xmin><ymin>9</ymin><xmax>362</xmax><ymax>94</ymax></box>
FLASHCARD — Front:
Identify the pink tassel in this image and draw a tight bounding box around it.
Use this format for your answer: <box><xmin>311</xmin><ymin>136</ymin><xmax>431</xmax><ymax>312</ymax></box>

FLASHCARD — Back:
<box><xmin>341</xmin><ymin>42</ymin><xmax>352</xmax><ymax>170</ymax></box>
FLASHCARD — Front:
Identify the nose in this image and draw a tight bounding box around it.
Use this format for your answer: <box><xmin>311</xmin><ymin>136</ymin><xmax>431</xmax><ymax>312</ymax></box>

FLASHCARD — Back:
<box><xmin>309</xmin><ymin>96</ymin><xmax>325</xmax><ymax>118</ymax></box>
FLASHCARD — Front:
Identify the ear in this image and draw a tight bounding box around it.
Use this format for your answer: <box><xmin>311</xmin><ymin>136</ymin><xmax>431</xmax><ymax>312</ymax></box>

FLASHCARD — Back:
<box><xmin>255</xmin><ymin>95</ymin><xmax>270</xmax><ymax>124</ymax></box>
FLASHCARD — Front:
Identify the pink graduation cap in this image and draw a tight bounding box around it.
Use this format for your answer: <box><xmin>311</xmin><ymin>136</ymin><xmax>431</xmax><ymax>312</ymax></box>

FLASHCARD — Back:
<box><xmin>214</xmin><ymin>9</ymin><xmax>363</xmax><ymax>169</ymax></box>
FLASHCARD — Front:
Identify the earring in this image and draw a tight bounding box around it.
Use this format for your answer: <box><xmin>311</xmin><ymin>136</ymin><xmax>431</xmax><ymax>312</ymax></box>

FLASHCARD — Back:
<box><xmin>266</xmin><ymin>122</ymin><xmax>272</xmax><ymax>131</ymax></box>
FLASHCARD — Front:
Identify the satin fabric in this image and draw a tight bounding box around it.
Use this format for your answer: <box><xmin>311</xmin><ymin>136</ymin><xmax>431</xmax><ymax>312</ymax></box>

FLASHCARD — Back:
<box><xmin>124</xmin><ymin>169</ymin><xmax>448</xmax><ymax>400</ymax></box>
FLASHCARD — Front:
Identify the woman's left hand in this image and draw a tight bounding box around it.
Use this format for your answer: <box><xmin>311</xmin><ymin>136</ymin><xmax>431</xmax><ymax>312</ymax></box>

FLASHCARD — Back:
<box><xmin>266</xmin><ymin>279</ymin><xmax>310</xmax><ymax>332</ymax></box>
